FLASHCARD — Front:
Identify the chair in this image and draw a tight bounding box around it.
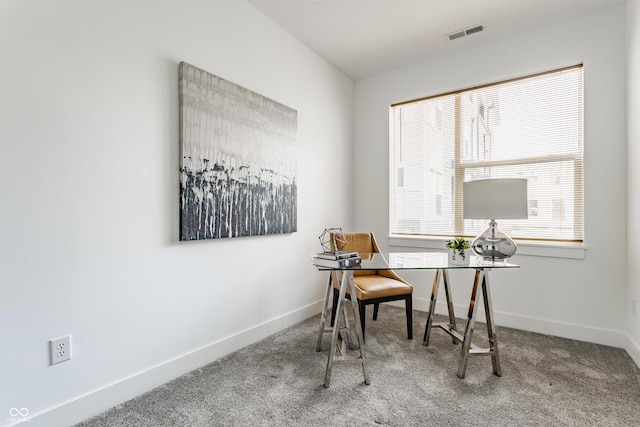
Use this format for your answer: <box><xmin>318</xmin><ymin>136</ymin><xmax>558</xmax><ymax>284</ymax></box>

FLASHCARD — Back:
<box><xmin>330</xmin><ymin>232</ymin><xmax>413</xmax><ymax>340</ymax></box>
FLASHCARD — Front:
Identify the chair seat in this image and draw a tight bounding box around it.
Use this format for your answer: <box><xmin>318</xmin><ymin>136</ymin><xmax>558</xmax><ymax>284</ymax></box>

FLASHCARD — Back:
<box><xmin>329</xmin><ymin>231</ymin><xmax>414</xmax><ymax>340</ymax></box>
<box><xmin>350</xmin><ymin>275</ymin><xmax>413</xmax><ymax>300</ymax></box>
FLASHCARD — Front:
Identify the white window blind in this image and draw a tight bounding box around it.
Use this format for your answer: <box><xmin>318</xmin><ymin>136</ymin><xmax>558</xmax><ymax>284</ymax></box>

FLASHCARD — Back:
<box><xmin>390</xmin><ymin>65</ymin><xmax>583</xmax><ymax>242</ymax></box>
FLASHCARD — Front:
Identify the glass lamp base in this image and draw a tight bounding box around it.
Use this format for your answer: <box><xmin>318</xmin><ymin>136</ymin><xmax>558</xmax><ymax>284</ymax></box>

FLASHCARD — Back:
<box><xmin>471</xmin><ymin>220</ymin><xmax>517</xmax><ymax>262</ymax></box>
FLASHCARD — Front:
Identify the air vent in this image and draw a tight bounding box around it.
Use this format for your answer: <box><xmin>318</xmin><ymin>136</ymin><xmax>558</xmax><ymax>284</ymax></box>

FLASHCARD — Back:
<box><xmin>448</xmin><ymin>31</ymin><xmax>466</xmax><ymax>41</ymax></box>
<box><xmin>447</xmin><ymin>24</ymin><xmax>484</xmax><ymax>41</ymax></box>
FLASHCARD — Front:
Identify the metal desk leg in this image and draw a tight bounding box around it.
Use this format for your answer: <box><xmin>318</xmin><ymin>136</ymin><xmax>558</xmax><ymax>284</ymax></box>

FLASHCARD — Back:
<box><xmin>423</xmin><ymin>267</ymin><xmax>503</xmax><ymax>379</ymax></box>
<box><xmin>316</xmin><ymin>272</ymin><xmax>334</xmax><ymax>352</ymax></box>
<box><xmin>346</xmin><ymin>272</ymin><xmax>370</xmax><ymax>385</ymax></box>
<box><xmin>423</xmin><ymin>269</ymin><xmax>441</xmax><ymax>345</ymax></box>
<box><xmin>442</xmin><ymin>269</ymin><xmax>458</xmax><ymax>344</ymax></box>
<box><xmin>424</xmin><ymin>269</ymin><xmax>458</xmax><ymax>346</ymax></box>
<box><xmin>481</xmin><ymin>271</ymin><xmax>502</xmax><ymax>377</ymax></box>
<box><xmin>323</xmin><ymin>270</ymin><xmax>370</xmax><ymax>388</ymax></box>
<box><xmin>457</xmin><ymin>269</ymin><xmax>482</xmax><ymax>378</ymax></box>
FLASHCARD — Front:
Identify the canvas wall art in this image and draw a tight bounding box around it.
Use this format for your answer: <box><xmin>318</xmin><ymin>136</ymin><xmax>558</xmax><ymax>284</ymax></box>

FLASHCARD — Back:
<box><xmin>179</xmin><ymin>62</ymin><xmax>297</xmax><ymax>241</ymax></box>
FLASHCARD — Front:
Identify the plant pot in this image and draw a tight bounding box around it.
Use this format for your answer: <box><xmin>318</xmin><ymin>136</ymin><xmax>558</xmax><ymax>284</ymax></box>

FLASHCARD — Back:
<box><xmin>448</xmin><ymin>250</ymin><xmax>470</xmax><ymax>266</ymax></box>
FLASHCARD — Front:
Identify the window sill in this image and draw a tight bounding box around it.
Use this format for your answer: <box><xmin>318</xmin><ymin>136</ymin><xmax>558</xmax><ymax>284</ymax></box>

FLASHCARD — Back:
<box><xmin>388</xmin><ymin>235</ymin><xmax>586</xmax><ymax>260</ymax></box>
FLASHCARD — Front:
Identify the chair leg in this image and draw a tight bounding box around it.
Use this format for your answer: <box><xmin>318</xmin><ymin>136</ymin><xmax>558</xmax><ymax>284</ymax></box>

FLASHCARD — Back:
<box><xmin>373</xmin><ymin>303</ymin><xmax>380</xmax><ymax>320</ymax></box>
<box><xmin>406</xmin><ymin>296</ymin><xmax>413</xmax><ymax>339</ymax></box>
<box><xmin>331</xmin><ymin>288</ymin><xmax>339</xmax><ymax>327</ymax></box>
<box><xmin>359</xmin><ymin>300</ymin><xmax>366</xmax><ymax>342</ymax></box>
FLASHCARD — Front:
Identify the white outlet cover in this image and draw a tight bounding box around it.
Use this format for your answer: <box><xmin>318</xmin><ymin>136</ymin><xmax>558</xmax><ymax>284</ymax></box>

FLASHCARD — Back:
<box><xmin>50</xmin><ymin>335</ymin><xmax>72</xmax><ymax>365</ymax></box>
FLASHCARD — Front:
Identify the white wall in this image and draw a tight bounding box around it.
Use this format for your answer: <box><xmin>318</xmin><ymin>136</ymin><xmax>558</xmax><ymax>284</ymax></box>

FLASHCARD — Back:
<box><xmin>354</xmin><ymin>6</ymin><xmax>633</xmax><ymax>357</ymax></box>
<box><xmin>627</xmin><ymin>0</ymin><xmax>640</xmax><ymax>366</ymax></box>
<box><xmin>0</xmin><ymin>1</ymin><xmax>353</xmax><ymax>425</ymax></box>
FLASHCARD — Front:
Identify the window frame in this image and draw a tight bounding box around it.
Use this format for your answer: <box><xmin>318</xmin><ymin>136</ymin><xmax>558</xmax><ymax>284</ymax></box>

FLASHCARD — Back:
<box><xmin>388</xmin><ymin>65</ymin><xmax>586</xmax><ymax>258</ymax></box>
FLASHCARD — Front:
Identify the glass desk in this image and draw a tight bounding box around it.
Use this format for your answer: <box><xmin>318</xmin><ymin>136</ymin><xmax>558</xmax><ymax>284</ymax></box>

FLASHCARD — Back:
<box><xmin>312</xmin><ymin>252</ymin><xmax>519</xmax><ymax>386</ymax></box>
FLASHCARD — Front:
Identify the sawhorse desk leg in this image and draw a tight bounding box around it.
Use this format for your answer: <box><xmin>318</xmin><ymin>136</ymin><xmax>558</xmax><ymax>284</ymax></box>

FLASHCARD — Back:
<box><xmin>423</xmin><ymin>268</ymin><xmax>502</xmax><ymax>379</ymax></box>
<box><xmin>316</xmin><ymin>270</ymin><xmax>370</xmax><ymax>388</ymax></box>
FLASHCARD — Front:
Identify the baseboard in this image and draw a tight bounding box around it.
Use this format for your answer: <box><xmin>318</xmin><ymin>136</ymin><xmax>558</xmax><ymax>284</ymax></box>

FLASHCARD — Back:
<box><xmin>626</xmin><ymin>334</ymin><xmax>640</xmax><ymax>369</ymax></box>
<box><xmin>24</xmin><ymin>300</ymin><xmax>324</xmax><ymax>427</ymax></box>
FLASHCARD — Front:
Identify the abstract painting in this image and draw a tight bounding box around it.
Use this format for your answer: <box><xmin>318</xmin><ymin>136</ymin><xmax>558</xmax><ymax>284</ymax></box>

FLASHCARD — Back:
<box><xmin>179</xmin><ymin>62</ymin><xmax>297</xmax><ymax>240</ymax></box>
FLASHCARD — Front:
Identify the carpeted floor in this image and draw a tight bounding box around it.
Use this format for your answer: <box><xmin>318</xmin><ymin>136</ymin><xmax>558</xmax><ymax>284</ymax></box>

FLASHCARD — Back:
<box><xmin>76</xmin><ymin>305</ymin><xmax>640</xmax><ymax>426</ymax></box>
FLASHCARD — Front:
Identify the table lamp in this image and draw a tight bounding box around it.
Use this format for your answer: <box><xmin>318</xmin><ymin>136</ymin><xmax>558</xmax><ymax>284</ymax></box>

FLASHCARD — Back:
<box><xmin>463</xmin><ymin>178</ymin><xmax>528</xmax><ymax>262</ymax></box>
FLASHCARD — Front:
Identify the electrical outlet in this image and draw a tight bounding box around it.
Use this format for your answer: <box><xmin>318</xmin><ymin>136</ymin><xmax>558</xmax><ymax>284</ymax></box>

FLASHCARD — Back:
<box><xmin>633</xmin><ymin>299</ymin><xmax>638</xmax><ymax>317</ymax></box>
<box><xmin>50</xmin><ymin>335</ymin><xmax>71</xmax><ymax>365</ymax></box>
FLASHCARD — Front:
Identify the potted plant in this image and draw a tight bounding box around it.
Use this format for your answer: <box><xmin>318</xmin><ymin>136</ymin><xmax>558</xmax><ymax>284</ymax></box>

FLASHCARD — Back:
<box><xmin>446</xmin><ymin>237</ymin><xmax>471</xmax><ymax>265</ymax></box>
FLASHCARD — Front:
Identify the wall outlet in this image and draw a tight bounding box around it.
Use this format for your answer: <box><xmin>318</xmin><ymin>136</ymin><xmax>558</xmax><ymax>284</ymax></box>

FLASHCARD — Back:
<box><xmin>50</xmin><ymin>335</ymin><xmax>71</xmax><ymax>365</ymax></box>
<box><xmin>633</xmin><ymin>299</ymin><xmax>638</xmax><ymax>318</ymax></box>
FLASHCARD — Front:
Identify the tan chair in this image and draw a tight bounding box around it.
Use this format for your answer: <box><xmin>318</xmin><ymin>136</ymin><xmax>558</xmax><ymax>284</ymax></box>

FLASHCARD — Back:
<box><xmin>330</xmin><ymin>232</ymin><xmax>413</xmax><ymax>340</ymax></box>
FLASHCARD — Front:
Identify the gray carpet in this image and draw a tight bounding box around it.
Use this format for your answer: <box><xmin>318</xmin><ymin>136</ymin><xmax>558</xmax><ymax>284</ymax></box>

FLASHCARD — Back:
<box><xmin>76</xmin><ymin>305</ymin><xmax>640</xmax><ymax>426</ymax></box>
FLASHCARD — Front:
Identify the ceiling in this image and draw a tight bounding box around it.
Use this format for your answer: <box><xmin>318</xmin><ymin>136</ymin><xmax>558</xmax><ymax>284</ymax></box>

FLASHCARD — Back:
<box><xmin>247</xmin><ymin>0</ymin><xmax>625</xmax><ymax>79</ymax></box>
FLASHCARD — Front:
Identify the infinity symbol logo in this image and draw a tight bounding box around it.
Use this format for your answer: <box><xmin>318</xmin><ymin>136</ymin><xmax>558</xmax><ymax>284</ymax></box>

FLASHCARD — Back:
<box><xmin>9</xmin><ymin>408</ymin><xmax>29</xmax><ymax>417</ymax></box>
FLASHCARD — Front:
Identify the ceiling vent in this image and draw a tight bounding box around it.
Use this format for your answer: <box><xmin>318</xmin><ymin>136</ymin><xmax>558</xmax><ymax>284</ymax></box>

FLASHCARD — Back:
<box><xmin>447</xmin><ymin>25</ymin><xmax>484</xmax><ymax>41</ymax></box>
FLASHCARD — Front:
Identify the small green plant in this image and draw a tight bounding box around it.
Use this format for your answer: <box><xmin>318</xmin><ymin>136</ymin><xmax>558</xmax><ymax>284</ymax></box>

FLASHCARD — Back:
<box><xmin>446</xmin><ymin>237</ymin><xmax>471</xmax><ymax>260</ymax></box>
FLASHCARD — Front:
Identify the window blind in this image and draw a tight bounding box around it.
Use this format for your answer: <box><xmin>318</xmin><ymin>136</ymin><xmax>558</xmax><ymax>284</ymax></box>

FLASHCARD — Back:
<box><xmin>390</xmin><ymin>65</ymin><xmax>583</xmax><ymax>242</ymax></box>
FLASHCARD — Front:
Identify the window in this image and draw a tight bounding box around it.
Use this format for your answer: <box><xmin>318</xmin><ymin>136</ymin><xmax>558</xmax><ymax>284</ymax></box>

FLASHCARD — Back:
<box><xmin>390</xmin><ymin>65</ymin><xmax>583</xmax><ymax>243</ymax></box>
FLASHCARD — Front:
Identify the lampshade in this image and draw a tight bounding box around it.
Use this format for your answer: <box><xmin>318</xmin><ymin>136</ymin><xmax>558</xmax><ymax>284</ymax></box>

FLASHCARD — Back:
<box><xmin>463</xmin><ymin>178</ymin><xmax>528</xmax><ymax>220</ymax></box>
<box><xmin>462</xmin><ymin>178</ymin><xmax>528</xmax><ymax>262</ymax></box>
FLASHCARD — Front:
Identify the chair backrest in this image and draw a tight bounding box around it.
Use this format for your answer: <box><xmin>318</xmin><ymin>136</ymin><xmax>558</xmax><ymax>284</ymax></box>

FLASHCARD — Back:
<box><xmin>341</xmin><ymin>232</ymin><xmax>379</xmax><ymax>253</ymax></box>
<box><xmin>340</xmin><ymin>232</ymin><xmax>380</xmax><ymax>277</ymax></box>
